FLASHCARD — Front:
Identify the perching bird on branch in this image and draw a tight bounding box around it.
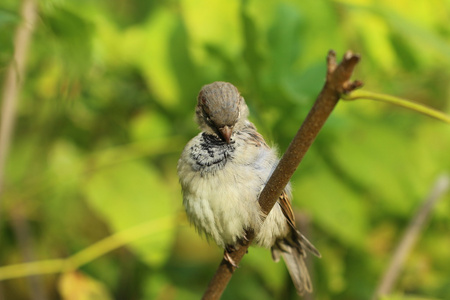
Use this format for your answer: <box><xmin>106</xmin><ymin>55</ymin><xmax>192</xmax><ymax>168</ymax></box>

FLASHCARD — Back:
<box><xmin>177</xmin><ymin>81</ymin><xmax>320</xmax><ymax>295</ymax></box>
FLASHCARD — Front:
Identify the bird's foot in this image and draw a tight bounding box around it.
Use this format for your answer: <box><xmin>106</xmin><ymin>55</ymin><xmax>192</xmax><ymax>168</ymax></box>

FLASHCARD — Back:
<box><xmin>224</xmin><ymin>246</ymin><xmax>239</xmax><ymax>268</ymax></box>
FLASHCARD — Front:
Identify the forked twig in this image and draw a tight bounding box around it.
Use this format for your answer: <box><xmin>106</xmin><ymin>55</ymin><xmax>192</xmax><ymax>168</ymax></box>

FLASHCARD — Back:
<box><xmin>202</xmin><ymin>50</ymin><xmax>362</xmax><ymax>300</ymax></box>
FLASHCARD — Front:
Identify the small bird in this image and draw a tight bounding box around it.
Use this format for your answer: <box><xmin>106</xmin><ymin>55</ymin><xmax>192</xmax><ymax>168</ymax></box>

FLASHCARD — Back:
<box><xmin>177</xmin><ymin>81</ymin><xmax>320</xmax><ymax>294</ymax></box>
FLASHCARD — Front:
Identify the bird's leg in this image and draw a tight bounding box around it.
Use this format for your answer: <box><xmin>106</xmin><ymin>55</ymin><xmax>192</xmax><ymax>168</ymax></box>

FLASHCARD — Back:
<box><xmin>224</xmin><ymin>230</ymin><xmax>253</xmax><ymax>267</ymax></box>
<box><xmin>239</xmin><ymin>230</ymin><xmax>251</xmax><ymax>249</ymax></box>
<box><xmin>224</xmin><ymin>245</ymin><xmax>239</xmax><ymax>268</ymax></box>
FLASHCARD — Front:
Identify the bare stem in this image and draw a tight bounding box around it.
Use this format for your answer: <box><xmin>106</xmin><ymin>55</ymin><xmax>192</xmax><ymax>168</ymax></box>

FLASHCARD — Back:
<box><xmin>0</xmin><ymin>215</ymin><xmax>175</xmax><ymax>281</ymax></box>
<box><xmin>342</xmin><ymin>90</ymin><xmax>450</xmax><ymax>124</ymax></box>
<box><xmin>0</xmin><ymin>0</ymin><xmax>37</xmax><ymax>198</ymax></box>
<box><xmin>202</xmin><ymin>50</ymin><xmax>363</xmax><ymax>300</ymax></box>
<box><xmin>0</xmin><ymin>1</ymin><xmax>38</xmax><ymax>299</ymax></box>
<box><xmin>372</xmin><ymin>174</ymin><xmax>450</xmax><ymax>300</ymax></box>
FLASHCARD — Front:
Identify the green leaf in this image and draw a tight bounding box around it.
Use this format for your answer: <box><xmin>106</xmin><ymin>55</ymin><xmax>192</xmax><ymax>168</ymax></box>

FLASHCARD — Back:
<box><xmin>129</xmin><ymin>111</ymin><xmax>171</xmax><ymax>142</ymax></box>
<box><xmin>267</xmin><ymin>3</ymin><xmax>303</xmax><ymax>81</ymax></box>
<box><xmin>294</xmin><ymin>162</ymin><xmax>368</xmax><ymax>247</ymax></box>
<box><xmin>83</xmin><ymin>161</ymin><xmax>175</xmax><ymax>267</ymax></box>
<box><xmin>330</xmin><ymin>117</ymin><xmax>448</xmax><ymax>216</ymax></box>
<box><xmin>42</xmin><ymin>6</ymin><xmax>93</xmax><ymax>76</ymax></box>
<box><xmin>48</xmin><ymin>140</ymin><xmax>84</xmax><ymax>192</ymax></box>
<box><xmin>0</xmin><ymin>9</ymin><xmax>19</xmax><ymax>26</ymax></box>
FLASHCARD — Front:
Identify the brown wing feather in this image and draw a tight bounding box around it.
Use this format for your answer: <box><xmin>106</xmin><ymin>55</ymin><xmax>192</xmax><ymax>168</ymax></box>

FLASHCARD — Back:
<box><xmin>245</xmin><ymin>120</ymin><xmax>321</xmax><ymax>294</ymax></box>
<box><xmin>278</xmin><ymin>190</ymin><xmax>296</xmax><ymax>229</ymax></box>
<box><xmin>244</xmin><ymin>122</ymin><xmax>301</xmax><ymax>233</ymax></box>
<box><xmin>278</xmin><ymin>191</ymin><xmax>321</xmax><ymax>257</ymax></box>
<box><xmin>244</xmin><ymin>120</ymin><xmax>320</xmax><ymax>257</ymax></box>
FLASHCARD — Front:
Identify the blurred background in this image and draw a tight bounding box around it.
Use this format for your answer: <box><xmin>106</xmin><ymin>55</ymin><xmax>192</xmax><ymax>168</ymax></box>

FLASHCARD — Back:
<box><xmin>1</xmin><ymin>0</ymin><xmax>449</xmax><ymax>299</ymax></box>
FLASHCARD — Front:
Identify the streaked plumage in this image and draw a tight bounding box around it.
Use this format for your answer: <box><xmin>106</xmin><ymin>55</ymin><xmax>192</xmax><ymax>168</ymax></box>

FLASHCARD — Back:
<box><xmin>177</xmin><ymin>81</ymin><xmax>320</xmax><ymax>294</ymax></box>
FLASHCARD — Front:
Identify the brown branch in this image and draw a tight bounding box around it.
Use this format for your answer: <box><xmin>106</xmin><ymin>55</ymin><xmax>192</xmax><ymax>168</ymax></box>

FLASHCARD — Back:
<box><xmin>202</xmin><ymin>50</ymin><xmax>362</xmax><ymax>300</ymax></box>
<box><xmin>372</xmin><ymin>174</ymin><xmax>450</xmax><ymax>300</ymax></box>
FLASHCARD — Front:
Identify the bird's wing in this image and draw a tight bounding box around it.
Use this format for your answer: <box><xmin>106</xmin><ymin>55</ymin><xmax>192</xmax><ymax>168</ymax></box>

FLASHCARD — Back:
<box><xmin>273</xmin><ymin>191</ymin><xmax>321</xmax><ymax>295</ymax></box>
<box><xmin>278</xmin><ymin>191</ymin><xmax>321</xmax><ymax>258</ymax></box>
<box><xmin>278</xmin><ymin>190</ymin><xmax>296</xmax><ymax>229</ymax></box>
<box><xmin>243</xmin><ymin>120</ymin><xmax>320</xmax><ymax>258</ymax></box>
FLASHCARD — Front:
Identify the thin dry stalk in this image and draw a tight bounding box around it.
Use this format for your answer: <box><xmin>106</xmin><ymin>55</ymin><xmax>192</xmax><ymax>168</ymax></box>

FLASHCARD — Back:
<box><xmin>372</xmin><ymin>174</ymin><xmax>450</xmax><ymax>300</ymax></box>
<box><xmin>0</xmin><ymin>0</ymin><xmax>37</xmax><ymax>198</ymax></box>
<box><xmin>0</xmin><ymin>1</ymin><xmax>38</xmax><ymax>299</ymax></box>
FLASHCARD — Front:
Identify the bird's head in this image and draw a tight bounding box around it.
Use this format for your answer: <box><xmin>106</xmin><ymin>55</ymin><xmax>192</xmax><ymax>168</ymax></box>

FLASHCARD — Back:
<box><xmin>195</xmin><ymin>81</ymin><xmax>248</xmax><ymax>144</ymax></box>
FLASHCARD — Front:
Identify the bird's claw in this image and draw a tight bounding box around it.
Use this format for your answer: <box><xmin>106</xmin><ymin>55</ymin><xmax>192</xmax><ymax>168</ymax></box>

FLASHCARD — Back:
<box><xmin>224</xmin><ymin>249</ymin><xmax>239</xmax><ymax>268</ymax></box>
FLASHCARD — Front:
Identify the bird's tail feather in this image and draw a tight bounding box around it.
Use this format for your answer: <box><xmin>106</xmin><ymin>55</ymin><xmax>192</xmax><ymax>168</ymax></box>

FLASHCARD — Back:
<box><xmin>271</xmin><ymin>230</ymin><xmax>319</xmax><ymax>295</ymax></box>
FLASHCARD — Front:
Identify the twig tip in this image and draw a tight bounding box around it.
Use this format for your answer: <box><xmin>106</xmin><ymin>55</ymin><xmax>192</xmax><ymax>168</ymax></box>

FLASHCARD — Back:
<box><xmin>343</xmin><ymin>79</ymin><xmax>364</xmax><ymax>94</ymax></box>
<box><xmin>327</xmin><ymin>49</ymin><xmax>337</xmax><ymax>73</ymax></box>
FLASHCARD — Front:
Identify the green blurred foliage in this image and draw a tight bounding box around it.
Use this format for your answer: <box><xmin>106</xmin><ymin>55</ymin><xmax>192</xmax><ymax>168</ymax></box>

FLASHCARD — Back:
<box><xmin>1</xmin><ymin>0</ymin><xmax>450</xmax><ymax>299</ymax></box>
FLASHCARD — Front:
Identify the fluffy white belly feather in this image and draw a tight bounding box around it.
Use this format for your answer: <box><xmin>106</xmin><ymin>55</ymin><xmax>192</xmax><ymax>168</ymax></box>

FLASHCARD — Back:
<box><xmin>182</xmin><ymin>160</ymin><xmax>289</xmax><ymax>248</ymax></box>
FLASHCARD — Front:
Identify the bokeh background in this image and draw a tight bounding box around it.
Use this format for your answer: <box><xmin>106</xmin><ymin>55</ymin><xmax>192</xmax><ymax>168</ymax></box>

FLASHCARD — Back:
<box><xmin>1</xmin><ymin>0</ymin><xmax>450</xmax><ymax>299</ymax></box>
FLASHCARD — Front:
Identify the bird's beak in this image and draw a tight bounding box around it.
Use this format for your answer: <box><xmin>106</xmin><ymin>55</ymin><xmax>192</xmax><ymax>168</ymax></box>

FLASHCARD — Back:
<box><xmin>219</xmin><ymin>125</ymin><xmax>232</xmax><ymax>144</ymax></box>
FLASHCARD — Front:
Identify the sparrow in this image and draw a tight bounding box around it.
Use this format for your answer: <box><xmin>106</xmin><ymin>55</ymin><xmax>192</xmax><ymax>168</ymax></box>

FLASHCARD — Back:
<box><xmin>177</xmin><ymin>81</ymin><xmax>320</xmax><ymax>295</ymax></box>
